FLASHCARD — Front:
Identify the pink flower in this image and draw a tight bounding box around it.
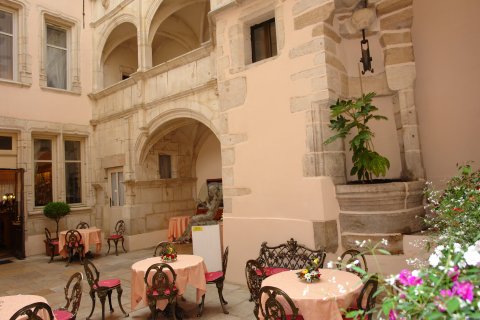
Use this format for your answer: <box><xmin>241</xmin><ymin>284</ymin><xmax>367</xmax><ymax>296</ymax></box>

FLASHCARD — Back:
<box><xmin>389</xmin><ymin>310</ymin><xmax>398</xmax><ymax>320</ymax></box>
<box><xmin>439</xmin><ymin>289</ymin><xmax>452</xmax><ymax>297</ymax></box>
<box><xmin>448</xmin><ymin>266</ymin><xmax>459</xmax><ymax>282</ymax></box>
<box><xmin>452</xmin><ymin>281</ymin><xmax>474</xmax><ymax>302</ymax></box>
<box><xmin>398</xmin><ymin>269</ymin><xmax>423</xmax><ymax>286</ymax></box>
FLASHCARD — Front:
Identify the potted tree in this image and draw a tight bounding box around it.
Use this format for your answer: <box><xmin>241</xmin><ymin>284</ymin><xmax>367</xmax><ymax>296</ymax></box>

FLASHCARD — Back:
<box><xmin>324</xmin><ymin>93</ymin><xmax>424</xmax><ymax>253</ymax></box>
<box><xmin>43</xmin><ymin>201</ymin><xmax>71</xmax><ymax>238</ymax></box>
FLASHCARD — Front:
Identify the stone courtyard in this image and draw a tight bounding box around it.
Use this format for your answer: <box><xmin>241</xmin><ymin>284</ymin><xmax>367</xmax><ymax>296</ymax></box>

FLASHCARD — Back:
<box><xmin>0</xmin><ymin>244</ymin><xmax>256</xmax><ymax>320</ymax></box>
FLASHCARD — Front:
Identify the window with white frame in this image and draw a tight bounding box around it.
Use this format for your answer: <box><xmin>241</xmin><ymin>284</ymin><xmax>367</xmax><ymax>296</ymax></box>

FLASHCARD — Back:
<box><xmin>110</xmin><ymin>171</ymin><xmax>125</xmax><ymax>206</ymax></box>
<box><xmin>64</xmin><ymin>140</ymin><xmax>82</xmax><ymax>204</ymax></box>
<box><xmin>34</xmin><ymin>138</ymin><xmax>54</xmax><ymax>206</ymax></box>
<box><xmin>46</xmin><ymin>24</ymin><xmax>68</xmax><ymax>89</ymax></box>
<box><xmin>0</xmin><ymin>8</ymin><xmax>15</xmax><ymax>80</ymax></box>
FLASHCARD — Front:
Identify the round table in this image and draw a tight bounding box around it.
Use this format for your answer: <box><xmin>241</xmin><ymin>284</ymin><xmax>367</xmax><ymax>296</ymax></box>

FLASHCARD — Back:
<box><xmin>260</xmin><ymin>269</ymin><xmax>363</xmax><ymax>320</ymax></box>
<box><xmin>167</xmin><ymin>216</ymin><xmax>191</xmax><ymax>242</ymax></box>
<box><xmin>58</xmin><ymin>227</ymin><xmax>102</xmax><ymax>258</ymax></box>
<box><xmin>130</xmin><ymin>254</ymin><xmax>207</xmax><ymax>311</ymax></box>
<box><xmin>0</xmin><ymin>294</ymin><xmax>54</xmax><ymax>319</ymax></box>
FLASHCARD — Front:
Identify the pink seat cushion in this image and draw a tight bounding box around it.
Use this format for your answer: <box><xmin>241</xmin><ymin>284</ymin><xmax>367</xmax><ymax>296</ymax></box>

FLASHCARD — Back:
<box><xmin>51</xmin><ymin>240</ymin><xmax>59</xmax><ymax>245</ymax></box>
<box><xmin>147</xmin><ymin>286</ymin><xmax>178</xmax><ymax>296</ymax></box>
<box><xmin>285</xmin><ymin>315</ymin><xmax>304</xmax><ymax>320</ymax></box>
<box><xmin>256</xmin><ymin>267</ymin><xmax>290</xmax><ymax>277</ymax></box>
<box><xmin>53</xmin><ymin>309</ymin><xmax>74</xmax><ymax>320</ymax></box>
<box><xmin>94</xmin><ymin>278</ymin><xmax>121</xmax><ymax>289</ymax></box>
<box><xmin>108</xmin><ymin>234</ymin><xmax>123</xmax><ymax>239</ymax></box>
<box><xmin>205</xmin><ymin>271</ymin><xmax>224</xmax><ymax>282</ymax></box>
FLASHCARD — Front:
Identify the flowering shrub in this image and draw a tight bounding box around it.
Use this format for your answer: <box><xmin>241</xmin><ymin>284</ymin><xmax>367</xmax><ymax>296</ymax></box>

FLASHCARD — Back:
<box><xmin>382</xmin><ymin>241</ymin><xmax>480</xmax><ymax>319</ymax></box>
<box><xmin>296</xmin><ymin>257</ymin><xmax>322</xmax><ymax>283</ymax></box>
<box><xmin>425</xmin><ymin>164</ymin><xmax>480</xmax><ymax>246</ymax></box>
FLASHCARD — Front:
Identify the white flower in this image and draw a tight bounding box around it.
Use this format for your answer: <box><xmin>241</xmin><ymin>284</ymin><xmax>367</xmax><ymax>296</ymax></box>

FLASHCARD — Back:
<box><xmin>412</xmin><ymin>270</ymin><xmax>420</xmax><ymax>277</ymax></box>
<box><xmin>458</xmin><ymin>260</ymin><xmax>467</xmax><ymax>269</ymax></box>
<box><xmin>385</xmin><ymin>275</ymin><xmax>396</xmax><ymax>285</ymax></box>
<box><xmin>381</xmin><ymin>238</ymin><xmax>389</xmax><ymax>246</ymax></box>
<box><xmin>305</xmin><ymin>273</ymin><xmax>311</xmax><ymax>280</ymax></box>
<box><xmin>464</xmin><ymin>245</ymin><xmax>480</xmax><ymax>266</ymax></box>
<box><xmin>434</xmin><ymin>245</ymin><xmax>445</xmax><ymax>257</ymax></box>
<box><xmin>429</xmin><ymin>253</ymin><xmax>440</xmax><ymax>267</ymax></box>
<box><xmin>326</xmin><ymin>261</ymin><xmax>334</xmax><ymax>269</ymax></box>
<box><xmin>475</xmin><ymin>240</ymin><xmax>480</xmax><ymax>251</ymax></box>
<box><xmin>453</xmin><ymin>243</ymin><xmax>462</xmax><ymax>253</ymax></box>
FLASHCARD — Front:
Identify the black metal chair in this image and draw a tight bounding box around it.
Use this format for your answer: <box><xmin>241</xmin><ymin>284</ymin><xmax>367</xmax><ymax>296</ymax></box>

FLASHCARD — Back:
<box><xmin>64</xmin><ymin>230</ymin><xmax>85</xmax><ymax>267</ymax></box>
<box><xmin>258</xmin><ymin>286</ymin><xmax>303</xmax><ymax>320</ymax></box>
<box><xmin>338</xmin><ymin>249</ymin><xmax>368</xmax><ymax>277</ymax></box>
<box><xmin>44</xmin><ymin>227</ymin><xmax>59</xmax><ymax>263</ymax></box>
<box><xmin>106</xmin><ymin>220</ymin><xmax>127</xmax><ymax>256</ymax></box>
<box><xmin>83</xmin><ymin>259</ymin><xmax>129</xmax><ymax>320</ymax></box>
<box><xmin>197</xmin><ymin>246</ymin><xmax>229</xmax><ymax>316</ymax></box>
<box><xmin>343</xmin><ymin>274</ymin><xmax>378</xmax><ymax>320</ymax></box>
<box><xmin>144</xmin><ymin>263</ymin><xmax>179</xmax><ymax>320</ymax></box>
<box><xmin>76</xmin><ymin>222</ymin><xmax>90</xmax><ymax>229</ymax></box>
<box><xmin>53</xmin><ymin>272</ymin><xmax>83</xmax><ymax>320</ymax></box>
<box><xmin>9</xmin><ymin>302</ymin><xmax>54</xmax><ymax>320</ymax></box>
<box><xmin>153</xmin><ymin>241</ymin><xmax>175</xmax><ymax>257</ymax></box>
<box><xmin>245</xmin><ymin>259</ymin><xmax>266</xmax><ymax>316</ymax></box>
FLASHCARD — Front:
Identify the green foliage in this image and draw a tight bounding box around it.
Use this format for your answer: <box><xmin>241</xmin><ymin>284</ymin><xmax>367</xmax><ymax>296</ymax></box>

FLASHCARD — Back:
<box><xmin>425</xmin><ymin>164</ymin><xmax>480</xmax><ymax>246</ymax></box>
<box><xmin>43</xmin><ymin>201</ymin><xmax>71</xmax><ymax>236</ymax></box>
<box><xmin>324</xmin><ymin>92</ymin><xmax>390</xmax><ymax>182</ymax></box>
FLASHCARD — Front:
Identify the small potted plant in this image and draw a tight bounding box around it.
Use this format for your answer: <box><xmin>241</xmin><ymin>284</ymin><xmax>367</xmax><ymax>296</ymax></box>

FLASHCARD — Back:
<box><xmin>161</xmin><ymin>245</ymin><xmax>178</xmax><ymax>262</ymax></box>
<box><xmin>43</xmin><ymin>201</ymin><xmax>71</xmax><ymax>237</ymax></box>
<box><xmin>296</xmin><ymin>257</ymin><xmax>322</xmax><ymax>283</ymax></box>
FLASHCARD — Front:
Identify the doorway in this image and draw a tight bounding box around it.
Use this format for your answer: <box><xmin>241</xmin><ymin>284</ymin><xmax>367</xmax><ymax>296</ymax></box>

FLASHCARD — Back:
<box><xmin>0</xmin><ymin>169</ymin><xmax>25</xmax><ymax>259</ymax></box>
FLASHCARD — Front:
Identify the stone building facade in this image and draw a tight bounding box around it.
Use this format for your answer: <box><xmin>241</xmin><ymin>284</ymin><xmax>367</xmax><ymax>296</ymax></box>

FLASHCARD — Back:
<box><xmin>0</xmin><ymin>0</ymin><xmax>479</xmax><ymax>283</ymax></box>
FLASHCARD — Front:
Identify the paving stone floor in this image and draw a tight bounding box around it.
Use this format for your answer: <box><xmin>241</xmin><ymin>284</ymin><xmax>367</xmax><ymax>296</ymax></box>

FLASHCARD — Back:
<box><xmin>0</xmin><ymin>244</ymin><xmax>256</xmax><ymax>320</ymax></box>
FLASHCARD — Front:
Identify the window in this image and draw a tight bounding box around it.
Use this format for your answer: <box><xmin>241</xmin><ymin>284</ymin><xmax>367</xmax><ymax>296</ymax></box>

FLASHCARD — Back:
<box><xmin>0</xmin><ymin>9</ymin><xmax>14</xmax><ymax>80</ymax></box>
<box><xmin>0</xmin><ymin>136</ymin><xmax>12</xmax><ymax>150</ymax></box>
<box><xmin>34</xmin><ymin>139</ymin><xmax>53</xmax><ymax>206</ymax></box>
<box><xmin>65</xmin><ymin>140</ymin><xmax>82</xmax><ymax>204</ymax></box>
<box><xmin>159</xmin><ymin>154</ymin><xmax>172</xmax><ymax>179</ymax></box>
<box><xmin>121</xmin><ymin>73</ymin><xmax>130</xmax><ymax>80</ymax></box>
<box><xmin>250</xmin><ymin>18</ymin><xmax>277</xmax><ymax>63</ymax></box>
<box><xmin>46</xmin><ymin>24</ymin><xmax>68</xmax><ymax>89</ymax></box>
<box><xmin>111</xmin><ymin>171</ymin><xmax>124</xmax><ymax>206</ymax></box>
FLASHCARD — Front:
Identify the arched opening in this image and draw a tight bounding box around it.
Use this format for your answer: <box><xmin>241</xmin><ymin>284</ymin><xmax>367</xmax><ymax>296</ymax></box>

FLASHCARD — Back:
<box><xmin>150</xmin><ymin>0</ymin><xmax>210</xmax><ymax>66</ymax></box>
<box><xmin>101</xmin><ymin>22</ymin><xmax>138</xmax><ymax>88</ymax></box>
<box><xmin>134</xmin><ymin>117</ymin><xmax>222</xmax><ymax>237</ymax></box>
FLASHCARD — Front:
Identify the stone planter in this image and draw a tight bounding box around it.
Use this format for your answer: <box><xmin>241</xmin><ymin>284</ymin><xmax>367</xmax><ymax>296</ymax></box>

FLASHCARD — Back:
<box><xmin>336</xmin><ymin>180</ymin><xmax>425</xmax><ymax>254</ymax></box>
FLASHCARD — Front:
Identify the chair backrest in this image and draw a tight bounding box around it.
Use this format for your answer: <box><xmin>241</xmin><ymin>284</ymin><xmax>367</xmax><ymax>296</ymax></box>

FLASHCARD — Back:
<box><xmin>356</xmin><ymin>274</ymin><xmax>379</xmax><ymax>320</ymax></box>
<box><xmin>9</xmin><ymin>302</ymin><xmax>54</xmax><ymax>320</ymax></box>
<box><xmin>144</xmin><ymin>263</ymin><xmax>177</xmax><ymax>297</ymax></box>
<box><xmin>76</xmin><ymin>222</ymin><xmax>89</xmax><ymax>229</ymax></box>
<box><xmin>245</xmin><ymin>259</ymin><xmax>264</xmax><ymax>302</ymax></box>
<box><xmin>338</xmin><ymin>249</ymin><xmax>368</xmax><ymax>277</ymax></box>
<box><xmin>83</xmin><ymin>259</ymin><xmax>100</xmax><ymax>290</ymax></box>
<box><xmin>153</xmin><ymin>241</ymin><xmax>175</xmax><ymax>257</ymax></box>
<box><xmin>258</xmin><ymin>286</ymin><xmax>299</xmax><ymax>320</ymax></box>
<box><xmin>65</xmin><ymin>230</ymin><xmax>82</xmax><ymax>247</ymax></box>
<box><xmin>61</xmin><ymin>272</ymin><xmax>83</xmax><ymax>316</ymax></box>
<box><xmin>114</xmin><ymin>219</ymin><xmax>126</xmax><ymax>235</ymax></box>
<box><xmin>44</xmin><ymin>228</ymin><xmax>56</xmax><ymax>242</ymax></box>
<box><xmin>258</xmin><ymin>238</ymin><xmax>327</xmax><ymax>270</ymax></box>
<box><xmin>222</xmin><ymin>246</ymin><xmax>229</xmax><ymax>275</ymax></box>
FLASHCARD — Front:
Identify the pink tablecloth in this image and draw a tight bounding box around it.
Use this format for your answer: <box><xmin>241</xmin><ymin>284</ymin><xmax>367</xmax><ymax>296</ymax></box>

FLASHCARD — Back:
<box><xmin>58</xmin><ymin>227</ymin><xmax>102</xmax><ymax>258</ymax></box>
<box><xmin>167</xmin><ymin>216</ymin><xmax>191</xmax><ymax>242</ymax></box>
<box><xmin>260</xmin><ymin>269</ymin><xmax>363</xmax><ymax>320</ymax></box>
<box><xmin>0</xmin><ymin>294</ymin><xmax>55</xmax><ymax>319</ymax></box>
<box><xmin>131</xmin><ymin>254</ymin><xmax>207</xmax><ymax>311</ymax></box>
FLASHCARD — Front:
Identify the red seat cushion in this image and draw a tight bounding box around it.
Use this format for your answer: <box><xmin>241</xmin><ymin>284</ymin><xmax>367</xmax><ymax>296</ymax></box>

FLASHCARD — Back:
<box><xmin>94</xmin><ymin>278</ymin><xmax>121</xmax><ymax>289</ymax></box>
<box><xmin>284</xmin><ymin>315</ymin><xmax>304</xmax><ymax>320</ymax></box>
<box><xmin>108</xmin><ymin>234</ymin><xmax>123</xmax><ymax>239</ymax></box>
<box><xmin>205</xmin><ymin>271</ymin><xmax>224</xmax><ymax>282</ymax></box>
<box><xmin>256</xmin><ymin>267</ymin><xmax>290</xmax><ymax>277</ymax></box>
<box><xmin>53</xmin><ymin>309</ymin><xmax>74</xmax><ymax>320</ymax></box>
<box><xmin>147</xmin><ymin>286</ymin><xmax>178</xmax><ymax>296</ymax></box>
<box><xmin>51</xmin><ymin>240</ymin><xmax>59</xmax><ymax>245</ymax></box>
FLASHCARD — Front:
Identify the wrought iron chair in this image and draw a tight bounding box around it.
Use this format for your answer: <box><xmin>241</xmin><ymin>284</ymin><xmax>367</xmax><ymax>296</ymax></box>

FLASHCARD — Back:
<box><xmin>197</xmin><ymin>246</ymin><xmax>229</xmax><ymax>316</ymax></box>
<box><xmin>106</xmin><ymin>220</ymin><xmax>127</xmax><ymax>256</ymax></box>
<box><xmin>44</xmin><ymin>227</ymin><xmax>59</xmax><ymax>263</ymax></box>
<box><xmin>76</xmin><ymin>222</ymin><xmax>90</xmax><ymax>229</ymax></box>
<box><xmin>153</xmin><ymin>241</ymin><xmax>175</xmax><ymax>257</ymax></box>
<box><xmin>9</xmin><ymin>302</ymin><xmax>54</xmax><ymax>320</ymax></box>
<box><xmin>337</xmin><ymin>249</ymin><xmax>368</xmax><ymax>277</ymax></box>
<box><xmin>258</xmin><ymin>286</ymin><xmax>303</xmax><ymax>320</ymax></box>
<box><xmin>343</xmin><ymin>274</ymin><xmax>378</xmax><ymax>320</ymax></box>
<box><xmin>83</xmin><ymin>259</ymin><xmax>129</xmax><ymax>320</ymax></box>
<box><xmin>53</xmin><ymin>272</ymin><xmax>83</xmax><ymax>320</ymax></box>
<box><xmin>144</xmin><ymin>263</ymin><xmax>179</xmax><ymax>320</ymax></box>
<box><xmin>64</xmin><ymin>230</ymin><xmax>85</xmax><ymax>267</ymax></box>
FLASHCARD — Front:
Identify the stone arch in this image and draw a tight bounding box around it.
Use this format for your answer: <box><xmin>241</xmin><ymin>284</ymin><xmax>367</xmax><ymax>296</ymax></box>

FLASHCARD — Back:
<box><xmin>97</xmin><ymin>14</ymin><xmax>138</xmax><ymax>63</ymax></box>
<box><xmin>135</xmin><ymin>108</ymin><xmax>220</xmax><ymax>166</ymax></box>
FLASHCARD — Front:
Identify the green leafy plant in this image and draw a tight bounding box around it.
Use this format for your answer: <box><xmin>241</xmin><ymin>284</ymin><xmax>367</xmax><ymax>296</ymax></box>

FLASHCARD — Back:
<box><xmin>324</xmin><ymin>92</ymin><xmax>390</xmax><ymax>182</ymax></box>
<box><xmin>43</xmin><ymin>201</ymin><xmax>71</xmax><ymax>237</ymax></box>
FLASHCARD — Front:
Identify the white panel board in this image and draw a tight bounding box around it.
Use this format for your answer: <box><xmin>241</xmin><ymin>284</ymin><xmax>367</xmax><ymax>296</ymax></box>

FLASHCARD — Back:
<box><xmin>192</xmin><ymin>224</ymin><xmax>222</xmax><ymax>272</ymax></box>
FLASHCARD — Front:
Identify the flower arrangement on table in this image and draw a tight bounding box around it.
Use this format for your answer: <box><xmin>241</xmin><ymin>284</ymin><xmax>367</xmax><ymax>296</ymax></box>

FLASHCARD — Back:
<box><xmin>161</xmin><ymin>245</ymin><xmax>178</xmax><ymax>262</ymax></box>
<box><xmin>296</xmin><ymin>257</ymin><xmax>322</xmax><ymax>283</ymax></box>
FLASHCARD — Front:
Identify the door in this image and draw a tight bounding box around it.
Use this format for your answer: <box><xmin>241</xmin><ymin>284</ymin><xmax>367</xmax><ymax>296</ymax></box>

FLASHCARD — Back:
<box><xmin>104</xmin><ymin>169</ymin><xmax>125</xmax><ymax>234</ymax></box>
